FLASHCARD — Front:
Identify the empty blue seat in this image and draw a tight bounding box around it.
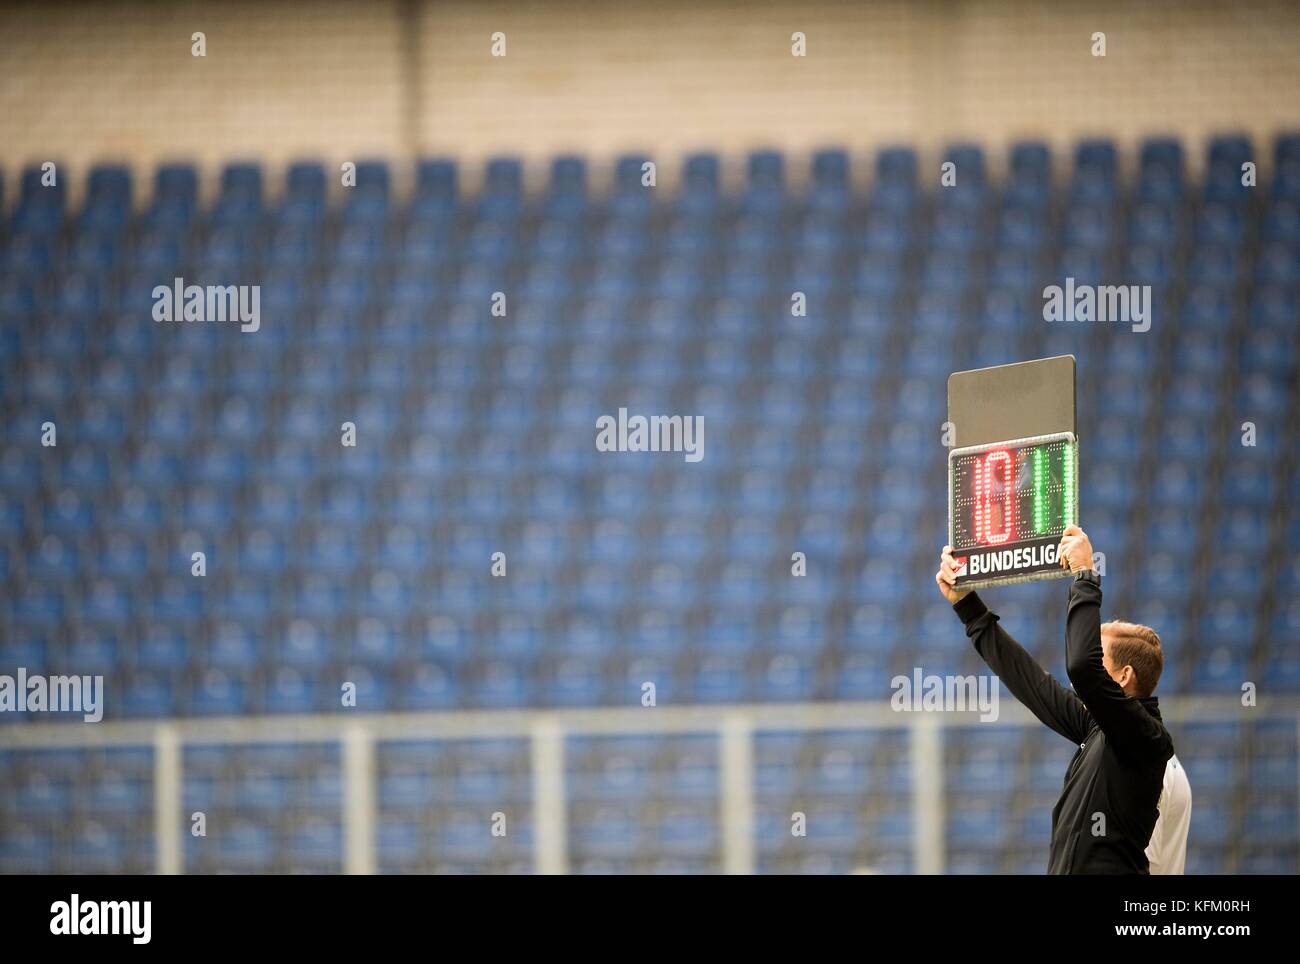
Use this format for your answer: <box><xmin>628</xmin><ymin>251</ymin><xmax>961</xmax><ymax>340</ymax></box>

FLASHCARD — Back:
<box><xmin>0</xmin><ymin>137</ymin><xmax>1294</xmax><ymax>872</ymax></box>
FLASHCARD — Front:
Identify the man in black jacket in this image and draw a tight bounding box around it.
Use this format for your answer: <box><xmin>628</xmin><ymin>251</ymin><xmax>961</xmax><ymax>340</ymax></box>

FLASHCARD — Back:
<box><xmin>936</xmin><ymin>525</ymin><xmax>1174</xmax><ymax>874</ymax></box>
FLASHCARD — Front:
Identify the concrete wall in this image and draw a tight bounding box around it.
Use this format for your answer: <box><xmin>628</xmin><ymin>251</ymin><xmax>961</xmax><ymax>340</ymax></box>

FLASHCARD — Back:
<box><xmin>2</xmin><ymin>0</ymin><xmax>1298</xmax><ymax>198</ymax></box>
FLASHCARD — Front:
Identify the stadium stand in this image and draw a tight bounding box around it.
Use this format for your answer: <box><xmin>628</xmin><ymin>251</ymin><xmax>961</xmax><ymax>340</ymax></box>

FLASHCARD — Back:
<box><xmin>0</xmin><ymin>134</ymin><xmax>1296</xmax><ymax>872</ymax></box>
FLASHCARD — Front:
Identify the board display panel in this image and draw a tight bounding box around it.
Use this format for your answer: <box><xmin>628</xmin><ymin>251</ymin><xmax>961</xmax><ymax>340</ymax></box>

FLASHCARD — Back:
<box><xmin>948</xmin><ymin>432</ymin><xmax>1078</xmax><ymax>588</ymax></box>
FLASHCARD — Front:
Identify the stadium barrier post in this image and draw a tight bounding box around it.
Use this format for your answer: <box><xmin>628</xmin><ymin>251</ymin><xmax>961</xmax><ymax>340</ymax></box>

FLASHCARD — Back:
<box><xmin>720</xmin><ymin>712</ymin><xmax>756</xmax><ymax>874</ymax></box>
<box><xmin>153</xmin><ymin>723</ymin><xmax>183</xmax><ymax>875</ymax></box>
<box><xmin>531</xmin><ymin>716</ymin><xmax>568</xmax><ymax>874</ymax></box>
<box><xmin>910</xmin><ymin>715</ymin><xmax>945</xmax><ymax>875</ymax></box>
<box><xmin>342</xmin><ymin>721</ymin><xmax>377</xmax><ymax>875</ymax></box>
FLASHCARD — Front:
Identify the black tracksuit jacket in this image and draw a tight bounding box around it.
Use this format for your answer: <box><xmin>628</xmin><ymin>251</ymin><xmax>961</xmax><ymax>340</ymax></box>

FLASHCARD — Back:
<box><xmin>953</xmin><ymin>578</ymin><xmax>1174</xmax><ymax>874</ymax></box>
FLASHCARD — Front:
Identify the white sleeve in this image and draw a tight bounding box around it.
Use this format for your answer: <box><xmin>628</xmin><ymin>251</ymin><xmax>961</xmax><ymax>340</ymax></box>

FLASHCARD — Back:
<box><xmin>1146</xmin><ymin>755</ymin><xmax>1191</xmax><ymax>875</ymax></box>
<box><xmin>1145</xmin><ymin>781</ymin><xmax>1169</xmax><ymax>873</ymax></box>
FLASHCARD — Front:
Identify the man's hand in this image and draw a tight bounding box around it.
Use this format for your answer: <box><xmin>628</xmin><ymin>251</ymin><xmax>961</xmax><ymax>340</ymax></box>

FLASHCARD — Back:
<box><xmin>936</xmin><ymin>545</ymin><xmax>971</xmax><ymax>605</ymax></box>
<box><xmin>1057</xmin><ymin>524</ymin><xmax>1095</xmax><ymax>574</ymax></box>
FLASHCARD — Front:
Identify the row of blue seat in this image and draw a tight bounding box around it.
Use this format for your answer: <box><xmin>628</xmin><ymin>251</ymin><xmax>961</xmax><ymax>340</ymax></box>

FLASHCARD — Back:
<box><xmin>5</xmin><ymin>132</ymin><xmax>1299</xmax><ymax>219</ymax></box>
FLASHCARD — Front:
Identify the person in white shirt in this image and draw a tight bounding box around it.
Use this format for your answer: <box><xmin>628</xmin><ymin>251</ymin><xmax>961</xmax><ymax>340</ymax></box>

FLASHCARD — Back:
<box><xmin>1145</xmin><ymin>753</ymin><xmax>1192</xmax><ymax>874</ymax></box>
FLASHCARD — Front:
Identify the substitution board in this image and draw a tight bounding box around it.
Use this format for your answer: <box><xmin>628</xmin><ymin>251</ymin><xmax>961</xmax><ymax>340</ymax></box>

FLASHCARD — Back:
<box><xmin>947</xmin><ymin>356</ymin><xmax>1079</xmax><ymax>590</ymax></box>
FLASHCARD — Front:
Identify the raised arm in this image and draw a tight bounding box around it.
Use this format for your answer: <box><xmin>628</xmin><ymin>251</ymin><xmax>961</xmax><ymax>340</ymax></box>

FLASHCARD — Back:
<box><xmin>938</xmin><ymin>547</ymin><xmax>1092</xmax><ymax>744</ymax></box>
<box><xmin>1058</xmin><ymin>526</ymin><xmax>1173</xmax><ymax>761</ymax></box>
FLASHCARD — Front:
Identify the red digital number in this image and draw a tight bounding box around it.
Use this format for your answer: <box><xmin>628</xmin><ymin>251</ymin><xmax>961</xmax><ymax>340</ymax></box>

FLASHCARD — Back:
<box><xmin>974</xmin><ymin>448</ymin><xmax>1015</xmax><ymax>545</ymax></box>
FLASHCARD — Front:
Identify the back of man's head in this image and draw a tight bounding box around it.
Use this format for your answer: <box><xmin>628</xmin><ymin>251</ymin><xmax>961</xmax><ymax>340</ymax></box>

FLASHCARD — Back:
<box><xmin>1101</xmin><ymin>620</ymin><xmax>1164</xmax><ymax>697</ymax></box>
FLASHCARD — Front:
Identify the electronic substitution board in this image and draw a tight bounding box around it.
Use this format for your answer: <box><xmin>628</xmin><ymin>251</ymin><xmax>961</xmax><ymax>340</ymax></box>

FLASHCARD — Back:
<box><xmin>947</xmin><ymin>356</ymin><xmax>1079</xmax><ymax>590</ymax></box>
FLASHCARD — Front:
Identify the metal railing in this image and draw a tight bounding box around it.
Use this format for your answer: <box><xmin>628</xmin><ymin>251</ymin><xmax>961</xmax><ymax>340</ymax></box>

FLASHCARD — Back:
<box><xmin>1</xmin><ymin>695</ymin><xmax>1295</xmax><ymax>874</ymax></box>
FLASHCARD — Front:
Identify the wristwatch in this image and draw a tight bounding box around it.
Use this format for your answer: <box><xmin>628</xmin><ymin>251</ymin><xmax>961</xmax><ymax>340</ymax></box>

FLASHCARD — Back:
<box><xmin>1072</xmin><ymin>568</ymin><xmax>1100</xmax><ymax>586</ymax></box>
